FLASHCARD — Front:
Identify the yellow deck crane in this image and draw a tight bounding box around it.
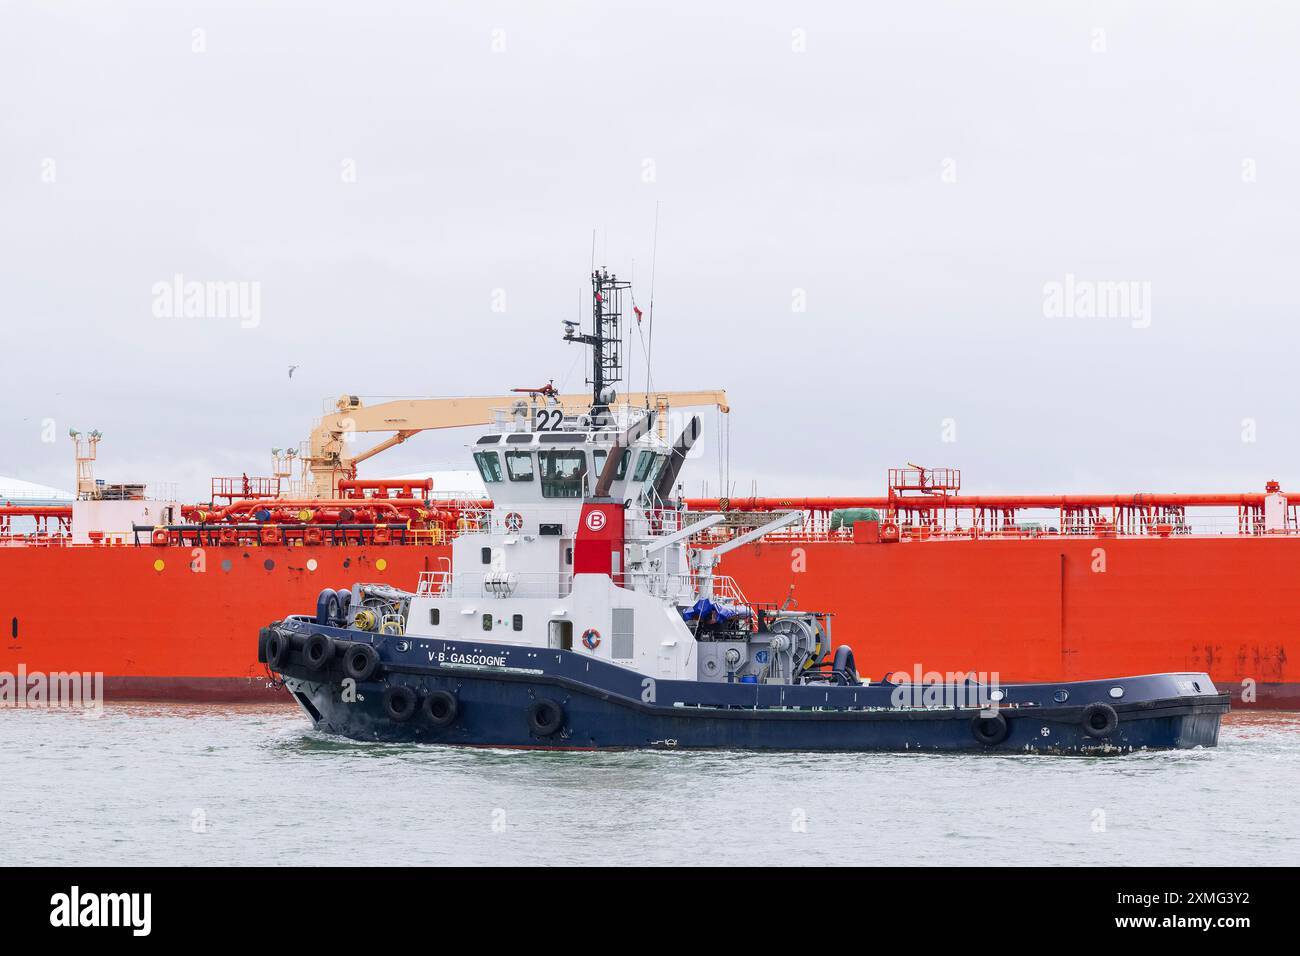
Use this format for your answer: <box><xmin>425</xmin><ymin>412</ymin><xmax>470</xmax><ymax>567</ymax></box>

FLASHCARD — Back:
<box><xmin>305</xmin><ymin>390</ymin><xmax>730</xmax><ymax>498</ymax></box>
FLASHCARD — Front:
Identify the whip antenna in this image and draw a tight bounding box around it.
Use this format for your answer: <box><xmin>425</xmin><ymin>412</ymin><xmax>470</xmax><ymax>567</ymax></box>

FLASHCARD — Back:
<box><xmin>645</xmin><ymin>202</ymin><xmax>660</xmax><ymax>400</ymax></box>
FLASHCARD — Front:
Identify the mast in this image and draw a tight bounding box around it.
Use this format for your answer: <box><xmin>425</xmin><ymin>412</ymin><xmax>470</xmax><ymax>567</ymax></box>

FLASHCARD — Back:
<box><xmin>564</xmin><ymin>268</ymin><xmax>630</xmax><ymax>413</ymax></box>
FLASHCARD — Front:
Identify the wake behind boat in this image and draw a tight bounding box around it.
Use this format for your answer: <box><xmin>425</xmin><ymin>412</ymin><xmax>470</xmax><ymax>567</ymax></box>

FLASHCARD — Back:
<box><xmin>260</xmin><ymin>269</ymin><xmax>1228</xmax><ymax>753</ymax></box>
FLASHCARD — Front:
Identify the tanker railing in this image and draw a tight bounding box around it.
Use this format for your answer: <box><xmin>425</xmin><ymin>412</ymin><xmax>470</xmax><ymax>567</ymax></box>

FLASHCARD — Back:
<box><xmin>681</xmin><ymin>494</ymin><xmax>1300</xmax><ymax>540</ymax></box>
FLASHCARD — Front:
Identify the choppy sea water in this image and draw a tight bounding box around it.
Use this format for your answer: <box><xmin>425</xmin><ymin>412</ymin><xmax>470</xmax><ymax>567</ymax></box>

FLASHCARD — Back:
<box><xmin>1</xmin><ymin>705</ymin><xmax>1296</xmax><ymax>867</ymax></box>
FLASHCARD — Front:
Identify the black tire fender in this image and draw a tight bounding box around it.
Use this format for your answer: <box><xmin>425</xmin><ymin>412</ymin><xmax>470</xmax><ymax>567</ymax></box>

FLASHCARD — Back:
<box><xmin>315</xmin><ymin>588</ymin><xmax>341</xmax><ymax>626</ymax></box>
<box><xmin>383</xmin><ymin>685</ymin><xmax>419</xmax><ymax>722</ymax></box>
<box><xmin>266</xmin><ymin>630</ymin><xmax>294</xmax><ymax>669</ymax></box>
<box><xmin>971</xmin><ymin>711</ymin><xmax>1010</xmax><ymax>746</ymax></box>
<box><xmin>423</xmin><ymin>690</ymin><xmax>459</xmax><ymax>727</ymax></box>
<box><xmin>341</xmin><ymin>643</ymin><xmax>380</xmax><ymax>682</ymax></box>
<box><xmin>1082</xmin><ymin>702</ymin><xmax>1119</xmax><ymax>739</ymax></box>
<box><xmin>302</xmin><ymin>633</ymin><xmax>334</xmax><ymax>671</ymax></box>
<box><xmin>527</xmin><ymin>698</ymin><xmax>564</xmax><ymax>737</ymax></box>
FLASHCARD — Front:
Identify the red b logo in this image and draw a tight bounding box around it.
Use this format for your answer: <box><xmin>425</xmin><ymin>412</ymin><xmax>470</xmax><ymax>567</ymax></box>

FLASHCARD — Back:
<box><xmin>585</xmin><ymin>510</ymin><xmax>607</xmax><ymax>532</ymax></box>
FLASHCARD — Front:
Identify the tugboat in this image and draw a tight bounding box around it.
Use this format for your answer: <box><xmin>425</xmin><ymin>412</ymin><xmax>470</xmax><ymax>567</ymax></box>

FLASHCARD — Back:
<box><xmin>260</xmin><ymin>270</ymin><xmax>1229</xmax><ymax>753</ymax></box>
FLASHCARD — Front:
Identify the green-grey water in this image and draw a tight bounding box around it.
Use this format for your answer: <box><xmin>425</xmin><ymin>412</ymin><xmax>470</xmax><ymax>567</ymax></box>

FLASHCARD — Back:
<box><xmin>2</xmin><ymin>705</ymin><xmax>1296</xmax><ymax>866</ymax></box>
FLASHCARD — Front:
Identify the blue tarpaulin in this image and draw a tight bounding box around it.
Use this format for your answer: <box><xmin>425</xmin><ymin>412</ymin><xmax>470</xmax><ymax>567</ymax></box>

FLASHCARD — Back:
<box><xmin>680</xmin><ymin>598</ymin><xmax>751</xmax><ymax>623</ymax></box>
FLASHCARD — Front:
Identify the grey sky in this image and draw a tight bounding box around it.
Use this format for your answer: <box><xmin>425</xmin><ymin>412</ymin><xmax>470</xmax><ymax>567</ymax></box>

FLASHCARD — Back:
<box><xmin>3</xmin><ymin>1</ymin><xmax>1298</xmax><ymax>502</ymax></box>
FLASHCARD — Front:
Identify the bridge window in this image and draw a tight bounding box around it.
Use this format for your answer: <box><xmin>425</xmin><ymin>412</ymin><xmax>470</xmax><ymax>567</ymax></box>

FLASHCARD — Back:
<box><xmin>593</xmin><ymin>448</ymin><xmax>629</xmax><ymax>481</ymax></box>
<box><xmin>632</xmin><ymin>450</ymin><xmax>666</xmax><ymax>483</ymax></box>
<box><xmin>646</xmin><ymin>455</ymin><xmax>667</xmax><ymax>487</ymax></box>
<box><xmin>505</xmin><ymin>450</ymin><xmax>535</xmax><ymax>482</ymax></box>
<box><xmin>632</xmin><ymin>451</ymin><xmax>654</xmax><ymax>482</ymax></box>
<box><xmin>473</xmin><ymin>451</ymin><xmax>503</xmax><ymax>483</ymax></box>
<box><xmin>539</xmin><ymin>450</ymin><xmax>588</xmax><ymax>498</ymax></box>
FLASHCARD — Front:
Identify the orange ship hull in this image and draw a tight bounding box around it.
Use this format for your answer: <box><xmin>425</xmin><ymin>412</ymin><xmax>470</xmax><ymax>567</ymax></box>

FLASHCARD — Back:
<box><xmin>718</xmin><ymin>535</ymin><xmax>1297</xmax><ymax>709</ymax></box>
<box><xmin>0</xmin><ymin>543</ymin><xmax>450</xmax><ymax>701</ymax></box>
<box><xmin>2</xmin><ymin>534</ymin><xmax>1295</xmax><ymax>708</ymax></box>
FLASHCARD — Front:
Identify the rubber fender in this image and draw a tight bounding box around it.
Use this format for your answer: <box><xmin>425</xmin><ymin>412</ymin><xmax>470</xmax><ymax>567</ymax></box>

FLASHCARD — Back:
<box><xmin>341</xmin><ymin>642</ymin><xmax>381</xmax><ymax>682</ymax></box>
<box><xmin>423</xmin><ymin>690</ymin><xmax>459</xmax><ymax>727</ymax></box>
<box><xmin>266</xmin><ymin>630</ymin><xmax>294</xmax><ymax>669</ymax></box>
<box><xmin>383</xmin><ymin>685</ymin><xmax>418</xmax><ymax>722</ymax></box>
<box><xmin>970</xmin><ymin>712</ymin><xmax>1010</xmax><ymax>746</ymax></box>
<box><xmin>315</xmin><ymin>588</ymin><xmax>341</xmax><ymax>626</ymax></box>
<box><xmin>303</xmin><ymin>633</ymin><xmax>335</xmax><ymax>671</ymax></box>
<box><xmin>1081</xmin><ymin>702</ymin><xmax>1120</xmax><ymax>739</ymax></box>
<box><xmin>527</xmin><ymin>698</ymin><xmax>564</xmax><ymax>737</ymax></box>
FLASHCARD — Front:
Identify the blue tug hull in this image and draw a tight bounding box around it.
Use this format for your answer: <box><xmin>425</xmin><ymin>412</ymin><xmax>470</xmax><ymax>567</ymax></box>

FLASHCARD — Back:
<box><xmin>262</xmin><ymin>620</ymin><xmax>1228</xmax><ymax>754</ymax></box>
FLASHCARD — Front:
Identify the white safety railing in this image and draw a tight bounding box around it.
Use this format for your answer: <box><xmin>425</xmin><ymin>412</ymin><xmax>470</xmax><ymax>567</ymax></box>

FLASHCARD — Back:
<box><xmin>629</xmin><ymin>570</ymin><xmax>750</xmax><ymax>608</ymax></box>
<box><xmin>417</xmin><ymin>570</ymin><xmax>573</xmax><ymax>599</ymax></box>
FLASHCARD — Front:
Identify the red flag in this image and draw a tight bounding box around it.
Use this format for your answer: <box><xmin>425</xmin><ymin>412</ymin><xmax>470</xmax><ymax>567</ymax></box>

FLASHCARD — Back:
<box><xmin>633</xmin><ymin>306</ymin><xmax>643</xmax><ymax>324</ymax></box>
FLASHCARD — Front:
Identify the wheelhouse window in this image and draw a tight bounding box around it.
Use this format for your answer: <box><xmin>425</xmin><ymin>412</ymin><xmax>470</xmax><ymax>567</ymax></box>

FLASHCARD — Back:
<box><xmin>473</xmin><ymin>451</ymin><xmax>503</xmax><ymax>483</ymax></box>
<box><xmin>593</xmin><ymin>448</ymin><xmax>629</xmax><ymax>481</ymax></box>
<box><xmin>645</xmin><ymin>454</ymin><xmax>667</xmax><ymax>487</ymax></box>
<box><xmin>539</xmin><ymin>450</ymin><xmax>588</xmax><ymax>498</ymax></box>
<box><xmin>632</xmin><ymin>450</ymin><xmax>665</xmax><ymax>483</ymax></box>
<box><xmin>505</xmin><ymin>450</ymin><xmax>535</xmax><ymax>482</ymax></box>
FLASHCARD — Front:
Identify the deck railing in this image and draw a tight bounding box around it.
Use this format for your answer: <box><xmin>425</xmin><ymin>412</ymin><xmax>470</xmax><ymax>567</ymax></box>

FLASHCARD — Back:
<box><xmin>417</xmin><ymin>569</ymin><xmax>574</xmax><ymax>599</ymax></box>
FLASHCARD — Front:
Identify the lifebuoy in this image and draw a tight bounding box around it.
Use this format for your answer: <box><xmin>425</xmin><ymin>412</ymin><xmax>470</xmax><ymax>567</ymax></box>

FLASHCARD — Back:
<box><xmin>527</xmin><ymin>698</ymin><xmax>564</xmax><ymax>736</ymax></box>
<box><xmin>424</xmin><ymin>690</ymin><xmax>459</xmax><ymax>727</ymax></box>
<box><xmin>383</xmin><ymin>685</ymin><xmax>418</xmax><ymax>722</ymax></box>
<box><xmin>266</xmin><ymin>631</ymin><xmax>293</xmax><ymax>669</ymax></box>
<box><xmin>971</xmin><ymin>711</ymin><xmax>1010</xmax><ymax>746</ymax></box>
<box><xmin>504</xmin><ymin>512</ymin><xmax>523</xmax><ymax>532</ymax></box>
<box><xmin>1081</xmin><ymin>702</ymin><xmax>1119</xmax><ymax>739</ymax></box>
<box><xmin>303</xmin><ymin>633</ymin><xmax>334</xmax><ymax>671</ymax></box>
<box><xmin>342</xmin><ymin>643</ymin><xmax>380</xmax><ymax>682</ymax></box>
